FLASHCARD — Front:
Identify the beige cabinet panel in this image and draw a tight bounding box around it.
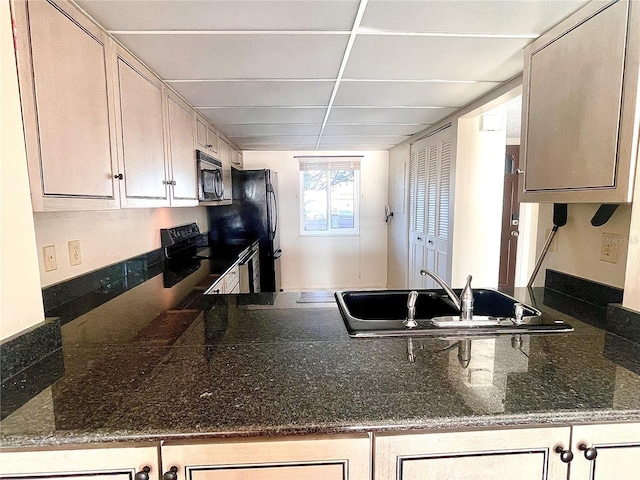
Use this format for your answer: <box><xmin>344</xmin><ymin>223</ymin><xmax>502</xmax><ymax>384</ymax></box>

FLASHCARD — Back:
<box><xmin>231</xmin><ymin>149</ymin><xmax>243</xmax><ymax>170</ymax></box>
<box><xmin>570</xmin><ymin>422</ymin><xmax>640</xmax><ymax>479</ymax></box>
<box><xmin>14</xmin><ymin>0</ymin><xmax>119</xmax><ymax>211</ymax></box>
<box><xmin>114</xmin><ymin>48</ymin><xmax>169</xmax><ymax>207</ymax></box>
<box><xmin>375</xmin><ymin>427</ymin><xmax>571</xmax><ymax>480</ymax></box>
<box><xmin>167</xmin><ymin>91</ymin><xmax>197</xmax><ymax>206</ymax></box>
<box><xmin>195</xmin><ymin>115</ymin><xmax>218</xmax><ymax>156</ymax></box>
<box><xmin>0</xmin><ymin>444</ymin><xmax>159</xmax><ymax>479</ymax></box>
<box><xmin>521</xmin><ymin>0</ymin><xmax>640</xmax><ymax>202</ymax></box>
<box><xmin>161</xmin><ymin>435</ymin><xmax>370</xmax><ymax>480</ymax></box>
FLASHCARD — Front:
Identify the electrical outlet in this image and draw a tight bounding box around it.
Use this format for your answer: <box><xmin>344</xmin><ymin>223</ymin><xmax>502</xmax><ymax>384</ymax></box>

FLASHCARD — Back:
<box><xmin>43</xmin><ymin>245</ymin><xmax>57</xmax><ymax>272</ymax></box>
<box><xmin>68</xmin><ymin>240</ymin><xmax>82</xmax><ymax>266</ymax></box>
<box><xmin>600</xmin><ymin>233</ymin><xmax>620</xmax><ymax>263</ymax></box>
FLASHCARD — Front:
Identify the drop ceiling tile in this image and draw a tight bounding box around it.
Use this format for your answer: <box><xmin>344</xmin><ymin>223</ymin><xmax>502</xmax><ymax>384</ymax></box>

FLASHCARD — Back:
<box><xmin>168</xmin><ymin>80</ymin><xmax>335</xmax><ymax>107</ymax></box>
<box><xmin>334</xmin><ymin>80</ymin><xmax>501</xmax><ymax>107</ymax></box>
<box><xmin>244</xmin><ymin>145</ymin><xmax>318</xmax><ymax>151</ymax></box>
<box><xmin>75</xmin><ymin>0</ymin><xmax>359</xmax><ymax>31</ymax></box>
<box><xmin>361</xmin><ymin>0</ymin><xmax>590</xmax><ymax>35</ymax></box>
<box><xmin>113</xmin><ymin>33</ymin><xmax>348</xmax><ymax>79</ymax></box>
<box><xmin>327</xmin><ymin>107</ymin><xmax>456</xmax><ymax>125</ymax></box>
<box><xmin>344</xmin><ymin>35</ymin><xmax>530</xmax><ymax>81</ymax></box>
<box><xmin>320</xmin><ymin>135</ymin><xmax>409</xmax><ymax>146</ymax></box>
<box><xmin>199</xmin><ymin>107</ymin><xmax>327</xmax><ymax>125</ymax></box>
<box><xmin>323</xmin><ymin>124</ymin><xmax>428</xmax><ymax>136</ymax></box>
<box><xmin>221</xmin><ymin>124</ymin><xmax>323</xmax><ymax>137</ymax></box>
<box><xmin>233</xmin><ymin>135</ymin><xmax>319</xmax><ymax>146</ymax></box>
<box><xmin>317</xmin><ymin>142</ymin><xmax>398</xmax><ymax>151</ymax></box>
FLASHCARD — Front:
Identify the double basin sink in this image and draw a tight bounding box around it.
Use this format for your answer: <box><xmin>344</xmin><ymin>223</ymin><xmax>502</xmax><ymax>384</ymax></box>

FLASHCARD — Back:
<box><xmin>335</xmin><ymin>289</ymin><xmax>573</xmax><ymax>337</ymax></box>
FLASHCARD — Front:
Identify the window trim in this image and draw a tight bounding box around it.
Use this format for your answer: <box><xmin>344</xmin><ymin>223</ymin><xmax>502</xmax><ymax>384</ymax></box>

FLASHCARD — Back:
<box><xmin>298</xmin><ymin>159</ymin><xmax>361</xmax><ymax>237</ymax></box>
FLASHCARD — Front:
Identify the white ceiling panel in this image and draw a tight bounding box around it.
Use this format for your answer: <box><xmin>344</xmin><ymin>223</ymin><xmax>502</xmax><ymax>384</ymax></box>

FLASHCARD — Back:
<box><xmin>361</xmin><ymin>0</ymin><xmax>590</xmax><ymax>35</ymax></box>
<box><xmin>334</xmin><ymin>80</ymin><xmax>502</xmax><ymax>107</ymax></box>
<box><xmin>75</xmin><ymin>0</ymin><xmax>360</xmax><ymax>31</ymax></box>
<box><xmin>168</xmin><ymin>80</ymin><xmax>335</xmax><ymax>107</ymax></box>
<box><xmin>344</xmin><ymin>35</ymin><xmax>530</xmax><ymax>81</ymax></box>
<box><xmin>317</xmin><ymin>142</ymin><xmax>398</xmax><ymax>151</ymax></box>
<box><xmin>113</xmin><ymin>33</ymin><xmax>349</xmax><ymax>80</ymax></box>
<box><xmin>320</xmin><ymin>135</ymin><xmax>409</xmax><ymax>145</ymax></box>
<box><xmin>323</xmin><ymin>124</ymin><xmax>427</xmax><ymax>136</ymax></box>
<box><xmin>231</xmin><ymin>135</ymin><xmax>319</xmax><ymax>146</ymax></box>
<box><xmin>221</xmin><ymin>124</ymin><xmax>323</xmax><ymax>137</ymax></box>
<box><xmin>68</xmin><ymin>0</ymin><xmax>580</xmax><ymax>151</ymax></box>
<box><xmin>328</xmin><ymin>107</ymin><xmax>457</xmax><ymax>125</ymax></box>
<box><xmin>199</xmin><ymin>107</ymin><xmax>327</xmax><ymax>125</ymax></box>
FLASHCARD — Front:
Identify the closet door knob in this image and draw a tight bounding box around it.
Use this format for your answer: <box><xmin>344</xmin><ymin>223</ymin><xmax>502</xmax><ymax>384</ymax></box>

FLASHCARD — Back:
<box><xmin>114</xmin><ymin>173</ymin><xmax>124</xmax><ymax>180</ymax></box>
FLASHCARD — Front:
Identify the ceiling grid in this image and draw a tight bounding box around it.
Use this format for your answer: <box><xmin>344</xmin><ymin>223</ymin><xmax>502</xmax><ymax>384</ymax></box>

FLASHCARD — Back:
<box><xmin>74</xmin><ymin>0</ymin><xmax>591</xmax><ymax>151</ymax></box>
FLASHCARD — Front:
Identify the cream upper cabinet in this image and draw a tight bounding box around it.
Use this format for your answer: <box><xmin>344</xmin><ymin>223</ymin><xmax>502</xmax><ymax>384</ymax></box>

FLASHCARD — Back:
<box><xmin>166</xmin><ymin>90</ymin><xmax>198</xmax><ymax>206</ymax></box>
<box><xmin>520</xmin><ymin>0</ymin><xmax>640</xmax><ymax>203</ymax></box>
<box><xmin>113</xmin><ymin>46</ymin><xmax>170</xmax><ymax>208</ymax></box>
<box><xmin>13</xmin><ymin>0</ymin><xmax>120</xmax><ymax>211</ymax></box>
<box><xmin>0</xmin><ymin>444</ymin><xmax>159</xmax><ymax>480</ymax></box>
<box><xmin>161</xmin><ymin>435</ymin><xmax>370</xmax><ymax>480</ymax></box>
<box><xmin>375</xmin><ymin>427</ymin><xmax>572</xmax><ymax>480</ymax></box>
<box><xmin>195</xmin><ymin>114</ymin><xmax>218</xmax><ymax>156</ymax></box>
<box><xmin>569</xmin><ymin>422</ymin><xmax>640</xmax><ymax>480</ymax></box>
<box><xmin>231</xmin><ymin>148</ymin><xmax>244</xmax><ymax>170</ymax></box>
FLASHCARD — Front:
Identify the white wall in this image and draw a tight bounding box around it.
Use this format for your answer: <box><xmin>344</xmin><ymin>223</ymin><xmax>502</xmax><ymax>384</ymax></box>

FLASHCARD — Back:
<box><xmin>452</xmin><ymin>115</ymin><xmax>507</xmax><ymax>288</ymax></box>
<box><xmin>533</xmin><ymin>203</ymin><xmax>631</xmax><ymax>289</ymax></box>
<box><xmin>34</xmin><ymin>207</ymin><xmax>209</xmax><ymax>288</ymax></box>
<box><xmin>387</xmin><ymin>143</ymin><xmax>410</xmax><ymax>289</ymax></box>
<box><xmin>1</xmin><ymin>0</ymin><xmax>46</xmax><ymax>341</ymax></box>
<box><xmin>243</xmin><ymin>151</ymin><xmax>389</xmax><ymax>290</ymax></box>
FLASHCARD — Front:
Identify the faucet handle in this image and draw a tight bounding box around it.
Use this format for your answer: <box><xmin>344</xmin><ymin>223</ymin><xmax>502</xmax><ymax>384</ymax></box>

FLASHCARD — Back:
<box><xmin>514</xmin><ymin>303</ymin><xmax>525</xmax><ymax>324</ymax></box>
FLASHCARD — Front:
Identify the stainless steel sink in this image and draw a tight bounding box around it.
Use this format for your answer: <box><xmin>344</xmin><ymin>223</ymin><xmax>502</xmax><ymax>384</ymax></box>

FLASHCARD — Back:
<box><xmin>335</xmin><ymin>289</ymin><xmax>573</xmax><ymax>337</ymax></box>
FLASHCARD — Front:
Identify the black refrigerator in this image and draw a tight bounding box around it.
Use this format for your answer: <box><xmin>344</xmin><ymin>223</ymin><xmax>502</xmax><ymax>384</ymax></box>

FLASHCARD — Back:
<box><xmin>207</xmin><ymin>169</ymin><xmax>281</xmax><ymax>293</ymax></box>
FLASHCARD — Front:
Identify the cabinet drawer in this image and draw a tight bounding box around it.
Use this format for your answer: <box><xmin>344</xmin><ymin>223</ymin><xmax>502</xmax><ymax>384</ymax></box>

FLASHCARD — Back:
<box><xmin>223</xmin><ymin>265</ymin><xmax>240</xmax><ymax>293</ymax></box>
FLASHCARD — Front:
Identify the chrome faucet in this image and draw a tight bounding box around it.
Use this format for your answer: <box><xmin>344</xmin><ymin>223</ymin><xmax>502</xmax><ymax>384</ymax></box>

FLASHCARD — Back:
<box><xmin>404</xmin><ymin>290</ymin><xmax>419</xmax><ymax>328</ymax></box>
<box><xmin>420</xmin><ymin>270</ymin><xmax>474</xmax><ymax>321</ymax></box>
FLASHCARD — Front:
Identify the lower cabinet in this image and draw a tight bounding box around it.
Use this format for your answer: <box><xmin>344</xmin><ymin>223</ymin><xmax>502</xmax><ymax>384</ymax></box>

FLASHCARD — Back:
<box><xmin>570</xmin><ymin>422</ymin><xmax>640</xmax><ymax>480</ymax></box>
<box><xmin>160</xmin><ymin>435</ymin><xmax>370</xmax><ymax>480</ymax></box>
<box><xmin>2</xmin><ymin>424</ymin><xmax>638</xmax><ymax>480</ymax></box>
<box><xmin>374</xmin><ymin>426</ymin><xmax>571</xmax><ymax>480</ymax></box>
<box><xmin>0</xmin><ymin>444</ymin><xmax>159</xmax><ymax>480</ymax></box>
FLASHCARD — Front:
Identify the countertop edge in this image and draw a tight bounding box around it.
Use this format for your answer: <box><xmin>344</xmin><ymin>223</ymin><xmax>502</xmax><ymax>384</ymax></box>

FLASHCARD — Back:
<box><xmin>3</xmin><ymin>409</ymin><xmax>640</xmax><ymax>449</ymax></box>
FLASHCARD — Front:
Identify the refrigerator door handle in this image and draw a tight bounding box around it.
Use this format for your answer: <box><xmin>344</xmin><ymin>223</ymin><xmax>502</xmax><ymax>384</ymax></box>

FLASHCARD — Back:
<box><xmin>273</xmin><ymin>248</ymin><xmax>283</xmax><ymax>259</ymax></box>
<box><xmin>270</xmin><ymin>190</ymin><xmax>278</xmax><ymax>239</ymax></box>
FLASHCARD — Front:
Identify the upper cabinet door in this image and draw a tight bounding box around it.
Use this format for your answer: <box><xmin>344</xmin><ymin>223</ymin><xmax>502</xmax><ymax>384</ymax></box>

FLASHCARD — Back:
<box><xmin>114</xmin><ymin>47</ymin><xmax>169</xmax><ymax>207</ymax></box>
<box><xmin>14</xmin><ymin>0</ymin><xmax>120</xmax><ymax>211</ymax></box>
<box><xmin>195</xmin><ymin>114</ymin><xmax>218</xmax><ymax>156</ymax></box>
<box><xmin>167</xmin><ymin>90</ymin><xmax>198</xmax><ymax>206</ymax></box>
<box><xmin>520</xmin><ymin>0</ymin><xmax>640</xmax><ymax>203</ymax></box>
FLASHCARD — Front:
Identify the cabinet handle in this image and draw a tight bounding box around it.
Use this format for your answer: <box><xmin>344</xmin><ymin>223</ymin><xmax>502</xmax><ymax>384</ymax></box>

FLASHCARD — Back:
<box><xmin>555</xmin><ymin>445</ymin><xmax>574</xmax><ymax>463</ymax></box>
<box><xmin>135</xmin><ymin>466</ymin><xmax>151</xmax><ymax>480</ymax></box>
<box><xmin>163</xmin><ymin>466</ymin><xmax>178</xmax><ymax>480</ymax></box>
<box><xmin>515</xmin><ymin>169</ymin><xmax>524</xmax><ymax>174</ymax></box>
<box><xmin>578</xmin><ymin>443</ymin><xmax>598</xmax><ymax>461</ymax></box>
<box><xmin>114</xmin><ymin>173</ymin><xmax>124</xmax><ymax>180</ymax></box>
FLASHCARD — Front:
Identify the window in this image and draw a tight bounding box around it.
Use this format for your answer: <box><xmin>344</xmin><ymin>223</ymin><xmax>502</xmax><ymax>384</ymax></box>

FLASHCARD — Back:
<box><xmin>298</xmin><ymin>157</ymin><xmax>361</xmax><ymax>236</ymax></box>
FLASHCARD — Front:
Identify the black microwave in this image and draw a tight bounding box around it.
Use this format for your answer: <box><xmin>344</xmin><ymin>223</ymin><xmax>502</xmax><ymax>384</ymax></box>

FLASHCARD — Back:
<box><xmin>197</xmin><ymin>150</ymin><xmax>224</xmax><ymax>201</ymax></box>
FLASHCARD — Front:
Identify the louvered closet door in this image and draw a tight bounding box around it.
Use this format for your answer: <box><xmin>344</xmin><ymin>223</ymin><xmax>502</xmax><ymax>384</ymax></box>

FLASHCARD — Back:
<box><xmin>409</xmin><ymin>128</ymin><xmax>452</xmax><ymax>289</ymax></box>
<box><xmin>408</xmin><ymin>147</ymin><xmax>427</xmax><ymax>288</ymax></box>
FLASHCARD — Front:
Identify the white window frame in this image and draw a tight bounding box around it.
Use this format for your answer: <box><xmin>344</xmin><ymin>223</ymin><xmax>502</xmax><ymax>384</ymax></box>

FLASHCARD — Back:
<box><xmin>298</xmin><ymin>157</ymin><xmax>361</xmax><ymax>237</ymax></box>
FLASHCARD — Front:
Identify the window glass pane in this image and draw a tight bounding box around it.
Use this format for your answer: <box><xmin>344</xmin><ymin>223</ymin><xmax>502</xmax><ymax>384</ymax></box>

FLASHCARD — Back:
<box><xmin>303</xmin><ymin>170</ymin><xmax>328</xmax><ymax>231</ymax></box>
<box><xmin>330</xmin><ymin>170</ymin><xmax>355</xmax><ymax>229</ymax></box>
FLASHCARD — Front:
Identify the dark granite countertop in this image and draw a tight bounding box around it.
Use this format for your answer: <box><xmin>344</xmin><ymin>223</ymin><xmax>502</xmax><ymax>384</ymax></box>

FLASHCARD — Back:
<box><xmin>1</xmin><ymin>266</ymin><xmax>639</xmax><ymax>447</ymax></box>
